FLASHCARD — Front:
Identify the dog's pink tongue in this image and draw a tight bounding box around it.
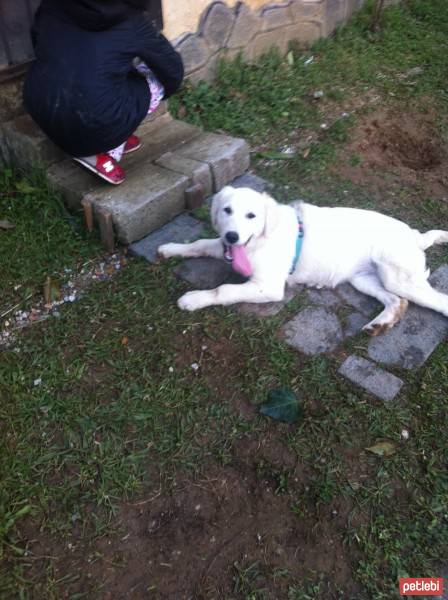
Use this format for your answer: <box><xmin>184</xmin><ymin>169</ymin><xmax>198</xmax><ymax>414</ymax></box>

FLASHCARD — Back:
<box><xmin>230</xmin><ymin>244</ymin><xmax>253</xmax><ymax>277</ymax></box>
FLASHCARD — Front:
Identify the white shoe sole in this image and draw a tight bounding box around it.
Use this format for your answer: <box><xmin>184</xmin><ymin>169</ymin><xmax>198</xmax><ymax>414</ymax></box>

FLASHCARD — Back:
<box><xmin>73</xmin><ymin>158</ymin><xmax>125</xmax><ymax>185</ymax></box>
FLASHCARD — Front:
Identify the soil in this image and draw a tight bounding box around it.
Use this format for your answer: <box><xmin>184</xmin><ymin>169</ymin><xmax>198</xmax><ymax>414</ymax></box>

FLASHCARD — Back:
<box><xmin>22</xmin><ymin>439</ymin><xmax>362</xmax><ymax>600</ymax></box>
<box><xmin>336</xmin><ymin>108</ymin><xmax>448</xmax><ymax>199</ymax></box>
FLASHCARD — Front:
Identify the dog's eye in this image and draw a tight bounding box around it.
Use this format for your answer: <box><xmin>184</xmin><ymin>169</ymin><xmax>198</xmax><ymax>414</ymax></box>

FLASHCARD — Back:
<box><xmin>246</xmin><ymin>212</ymin><xmax>256</xmax><ymax>219</ymax></box>
<box><xmin>224</xmin><ymin>207</ymin><xmax>232</xmax><ymax>215</ymax></box>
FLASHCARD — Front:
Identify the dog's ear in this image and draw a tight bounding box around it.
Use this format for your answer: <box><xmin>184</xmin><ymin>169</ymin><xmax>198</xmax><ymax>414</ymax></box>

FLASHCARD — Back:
<box><xmin>262</xmin><ymin>193</ymin><xmax>280</xmax><ymax>238</ymax></box>
<box><xmin>211</xmin><ymin>186</ymin><xmax>233</xmax><ymax>230</ymax></box>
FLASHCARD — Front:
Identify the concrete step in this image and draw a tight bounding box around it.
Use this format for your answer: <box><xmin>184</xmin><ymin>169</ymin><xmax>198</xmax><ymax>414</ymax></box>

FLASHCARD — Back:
<box><xmin>1</xmin><ymin>105</ymin><xmax>250</xmax><ymax>244</ymax></box>
<box><xmin>0</xmin><ymin>102</ymin><xmax>170</xmax><ymax>169</ymax></box>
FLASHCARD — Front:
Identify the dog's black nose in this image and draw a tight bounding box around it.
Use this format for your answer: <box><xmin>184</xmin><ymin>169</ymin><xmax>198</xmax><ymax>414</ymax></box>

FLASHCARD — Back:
<box><xmin>225</xmin><ymin>231</ymin><xmax>239</xmax><ymax>245</ymax></box>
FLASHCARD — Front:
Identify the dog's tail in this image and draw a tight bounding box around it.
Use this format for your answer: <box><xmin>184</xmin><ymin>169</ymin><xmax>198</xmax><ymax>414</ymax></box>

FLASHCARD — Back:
<box><xmin>416</xmin><ymin>229</ymin><xmax>448</xmax><ymax>251</ymax></box>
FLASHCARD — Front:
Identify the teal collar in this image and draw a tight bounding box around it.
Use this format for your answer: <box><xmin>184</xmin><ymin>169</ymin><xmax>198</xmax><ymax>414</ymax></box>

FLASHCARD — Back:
<box><xmin>290</xmin><ymin>219</ymin><xmax>304</xmax><ymax>274</ymax></box>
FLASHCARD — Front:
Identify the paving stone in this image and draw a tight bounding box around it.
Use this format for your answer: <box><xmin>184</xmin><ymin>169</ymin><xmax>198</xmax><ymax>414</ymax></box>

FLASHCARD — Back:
<box><xmin>282</xmin><ymin>307</ymin><xmax>343</xmax><ymax>355</ymax></box>
<box><xmin>175</xmin><ymin>132</ymin><xmax>250</xmax><ymax>192</ymax></box>
<box><xmin>336</xmin><ymin>282</ymin><xmax>380</xmax><ymax>317</ymax></box>
<box><xmin>85</xmin><ymin>164</ymin><xmax>189</xmax><ymax>244</ymax></box>
<box><xmin>306</xmin><ymin>287</ymin><xmax>340</xmax><ymax>307</ymax></box>
<box><xmin>154</xmin><ymin>151</ymin><xmax>213</xmax><ymax>196</ymax></box>
<box><xmin>174</xmin><ymin>34</ymin><xmax>210</xmax><ymax>74</ymax></box>
<box><xmin>237</xmin><ymin>286</ymin><xmax>297</xmax><ymax>317</ymax></box>
<box><xmin>129</xmin><ymin>214</ymin><xmax>205</xmax><ymax>263</ymax></box>
<box><xmin>344</xmin><ymin>312</ymin><xmax>367</xmax><ymax>338</ymax></box>
<box><xmin>231</xmin><ymin>172</ymin><xmax>268</xmax><ymax>192</ymax></box>
<box><xmin>339</xmin><ymin>355</ymin><xmax>404</xmax><ymax>401</ymax></box>
<box><xmin>227</xmin><ymin>4</ymin><xmax>261</xmax><ymax>49</ymax></box>
<box><xmin>199</xmin><ymin>2</ymin><xmax>235</xmax><ymax>52</ymax></box>
<box><xmin>367</xmin><ymin>265</ymin><xmax>448</xmax><ymax>369</ymax></box>
<box><xmin>173</xmin><ymin>257</ymin><xmax>246</xmax><ymax>290</ymax></box>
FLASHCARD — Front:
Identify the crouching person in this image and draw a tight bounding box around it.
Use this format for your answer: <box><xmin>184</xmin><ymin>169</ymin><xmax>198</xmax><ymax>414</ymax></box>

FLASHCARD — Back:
<box><xmin>23</xmin><ymin>0</ymin><xmax>184</xmax><ymax>184</ymax></box>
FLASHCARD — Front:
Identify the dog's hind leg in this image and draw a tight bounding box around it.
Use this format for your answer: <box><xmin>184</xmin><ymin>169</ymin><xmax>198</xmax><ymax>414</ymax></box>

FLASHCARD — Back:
<box><xmin>377</xmin><ymin>262</ymin><xmax>448</xmax><ymax>318</ymax></box>
<box><xmin>349</xmin><ymin>272</ymin><xmax>408</xmax><ymax>336</ymax></box>
<box><xmin>158</xmin><ymin>238</ymin><xmax>222</xmax><ymax>260</ymax></box>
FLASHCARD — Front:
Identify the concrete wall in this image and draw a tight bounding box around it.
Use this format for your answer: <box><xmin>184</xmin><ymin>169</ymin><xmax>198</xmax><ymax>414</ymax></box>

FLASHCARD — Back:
<box><xmin>163</xmin><ymin>0</ymin><xmax>285</xmax><ymax>40</ymax></box>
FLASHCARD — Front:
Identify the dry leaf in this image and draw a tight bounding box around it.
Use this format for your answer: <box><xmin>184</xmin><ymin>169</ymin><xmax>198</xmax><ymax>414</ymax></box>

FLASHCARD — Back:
<box><xmin>366</xmin><ymin>440</ymin><xmax>396</xmax><ymax>457</ymax></box>
<box><xmin>121</xmin><ymin>336</ymin><xmax>129</xmax><ymax>346</ymax></box>
<box><xmin>302</xmin><ymin>148</ymin><xmax>311</xmax><ymax>159</ymax></box>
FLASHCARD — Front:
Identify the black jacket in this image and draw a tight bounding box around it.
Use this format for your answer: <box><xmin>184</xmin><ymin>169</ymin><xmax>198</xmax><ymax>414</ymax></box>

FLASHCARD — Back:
<box><xmin>23</xmin><ymin>0</ymin><xmax>183</xmax><ymax>157</ymax></box>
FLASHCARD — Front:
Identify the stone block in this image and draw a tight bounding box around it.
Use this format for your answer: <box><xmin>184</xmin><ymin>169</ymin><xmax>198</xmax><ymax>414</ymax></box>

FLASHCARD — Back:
<box><xmin>129</xmin><ymin>214</ymin><xmax>205</xmax><ymax>263</ymax></box>
<box><xmin>199</xmin><ymin>2</ymin><xmax>235</xmax><ymax>53</ymax></box>
<box><xmin>175</xmin><ymin>132</ymin><xmax>250</xmax><ymax>192</ymax></box>
<box><xmin>282</xmin><ymin>307</ymin><xmax>343</xmax><ymax>355</ymax></box>
<box><xmin>131</xmin><ymin>118</ymin><xmax>202</xmax><ymax>163</ymax></box>
<box><xmin>237</xmin><ymin>286</ymin><xmax>297</xmax><ymax>317</ymax></box>
<box><xmin>173</xmin><ymin>257</ymin><xmax>246</xmax><ymax>289</ymax></box>
<box><xmin>85</xmin><ymin>164</ymin><xmax>189</xmax><ymax>244</ymax></box>
<box><xmin>155</xmin><ymin>151</ymin><xmax>213</xmax><ymax>196</ymax></box>
<box><xmin>174</xmin><ymin>34</ymin><xmax>210</xmax><ymax>75</ymax></box>
<box><xmin>261</xmin><ymin>4</ymin><xmax>294</xmax><ymax>31</ymax></box>
<box><xmin>1</xmin><ymin>114</ymin><xmax>65</xmax><ymax>169</ymax></box>
<box><xmin>367</xmin><ymin>265</ymin><xmax>448</xmax><ymax>370</ymax></box>
<box><xmin>306</xmin><ymin>287</ymin><xmax>340</xmax><ymax>307</ymax></box>
<box><xmin>227</xmin><ymin>4</ymin><xmax>261</xmax><ymax>49</ymax></box>
<box><xmin>344</xmin><ymin>312</ymin><xmax>366</xmax><ymax>338</ymax></box>
<box><xmin>231</xmin><ymin>172</ymin><xmax>268</xmax><ymax>193</ymax></box>
<box><xmin>339</xmin><ymin>355</ymin><xmax>403</xmax><ymax>401</ymax></box>
<box><xmin>336</xmin><ymin>282</ymin><xmax>380</xmax><ymax>316</ymax></box>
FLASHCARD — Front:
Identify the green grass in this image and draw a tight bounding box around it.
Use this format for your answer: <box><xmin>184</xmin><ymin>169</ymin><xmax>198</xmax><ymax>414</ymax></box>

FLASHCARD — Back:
<box><xmin>1</xmin><ymin>0</ymin><xmax>448</xmax><ymax>597</ymax></box>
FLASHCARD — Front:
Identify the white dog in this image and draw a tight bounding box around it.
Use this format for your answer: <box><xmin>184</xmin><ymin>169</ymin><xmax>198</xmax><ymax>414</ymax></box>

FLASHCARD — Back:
<box><xmin>158</xmin><ymin>186</ymin><xmax>448</xmax><ymax>335</ymax></box>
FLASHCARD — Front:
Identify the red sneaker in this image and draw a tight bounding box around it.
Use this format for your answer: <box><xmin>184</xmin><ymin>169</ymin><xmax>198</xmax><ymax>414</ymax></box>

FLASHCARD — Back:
<box><xmin>123</xmin><ymin>134</ymin><xmax>142</xmax><ymax>154</ymax></box>
<box><xmin>74</xmin><ymin>154</ymin><xmax>125</xmax><ymax>185</ymax></box>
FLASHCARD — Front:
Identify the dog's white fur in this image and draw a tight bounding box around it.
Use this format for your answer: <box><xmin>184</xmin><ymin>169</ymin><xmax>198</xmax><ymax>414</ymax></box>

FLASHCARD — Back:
<box><xmin>158</xmin><ymin>186</ymin><xmax>448</xmax><ymax>334</ymax></box>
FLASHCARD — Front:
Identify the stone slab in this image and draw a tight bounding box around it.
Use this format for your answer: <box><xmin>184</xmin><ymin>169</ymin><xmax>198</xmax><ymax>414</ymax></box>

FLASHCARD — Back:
<box><xmin>154</xmin><ymin>151</ymin><xmax>213</xmax><ymax>196</ymax></box>
<box><xmin>175</xmin><ymin>132</ymin><xmax>250</xmax><ymax>192</ymax></box>
<box><xmin>129</xmin><ymin>214</ymin><xmax>205</xmax><ymax>263</ymax></box>
<box><xmin>306</xmin><ymin>287</ymin><xmax>340</xmax><ymax>307</ymax></box>
<box><xmin>173</xmin><ymin>257</ymin><xmax>246</xmax><ymax>289</ymax></box>
<box><xmin>367</xmin><ymin>265</ymin><xmax>448</xmax><ymax>369</ymax></box>
<box><xmin>84</xmin><ymin>164</ymin><xmax>189</xmax><ymax>244</ymax></box>
<box><xmin>237</xmin><ymin>286</ymin><xmax>297</xmax><ymax>317</ymax></box>
<box><xmin>339</xmin><ymin>355</ymin><xmax>404</xmax><ymax>401</ymax></box>
<box><xmin>282</xmin><ymin>307</ymin><xmax>343</xmax><ymax>355</ymax></box>
<box><xmin>344</xmin><ymin>312</ymin><xmax>367</xmax><ymax>338</ymax></box>
<box><xmin>231</xmin><ymin>172</ymin><xmax>268</xmax><ymax>192</ymax></box>
<box><xmin>336</xmin><ymin>282</ymin><xmax>380</xmax><ymax>317</ymax></box>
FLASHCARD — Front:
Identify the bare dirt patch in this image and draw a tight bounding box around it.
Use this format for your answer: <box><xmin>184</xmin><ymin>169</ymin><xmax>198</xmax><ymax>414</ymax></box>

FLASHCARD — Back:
<box><xmin>27</xmin><ymin>440</ymin><xmax>361</xmax><ymax>600</ymax></box>
<box><xmin>337</xmin><ymin>109</ymin><xmax>448</xmax><ymax>198</ymax></box>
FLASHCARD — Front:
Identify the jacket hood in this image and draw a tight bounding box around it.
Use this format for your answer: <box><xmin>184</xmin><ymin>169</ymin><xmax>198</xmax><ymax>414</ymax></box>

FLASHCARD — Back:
<box><xmin>40</xmin><ymin>0</ymin><xmax>134</xmax><ymax>31</ymax></box>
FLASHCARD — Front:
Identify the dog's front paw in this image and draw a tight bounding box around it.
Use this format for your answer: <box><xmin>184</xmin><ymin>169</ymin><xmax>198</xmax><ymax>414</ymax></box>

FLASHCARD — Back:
<box><xmin>157</xmin><ymin>243</ymin><xmax>179</xmax><ymax>260</ymax></box>
<box><xmin>177</xmin><ymin>290</ymin><xmax>213</xmax><ymax>311</ymax></box>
